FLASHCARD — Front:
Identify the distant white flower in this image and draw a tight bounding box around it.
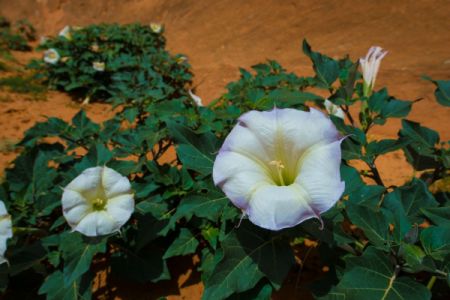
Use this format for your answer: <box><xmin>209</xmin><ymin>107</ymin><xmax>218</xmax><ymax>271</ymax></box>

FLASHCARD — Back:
<box><xmin>90</xmin><ymin>43</ymin><xmax>100</xmax><ymax>52</ymax></box>
<box><xmin>176</xmin><ymin>56</ymin><xmax>188</xmax><ymax>64</ymax></box>
<box><xmin>62</xmin><ymin>166</ymin><xmax>134</xmax><ymax>237</ymax></box>
<box><xmin>59</xmin><ymin>25</ymin><xmax>72</xmax><ymax>40</ymax></box>
<box><xmin>324</xmin><ymin>99</ymin><xmax>345</xmax><ymax>119</ymax></box>
<box><xmin>39</xmin><ymin>36</ymin><xmax>48</xmax><ymax>45</ymax></box>
<box><xmin>150</xmin><ymin>23</ymin><xmax>162</xmax><ymax>33</ymax></box>
<box><xmin>188</xmin><ymin>90</ymin><xmax>203</xmax><ymax>106</ymax></box>
<box><xmin>359</xmin><ymin>46</ymin><xmax>387</xmax><ymax>96</ymax></box>
<box><xmin>213</xmin><ymin>108</ymin><xmax>344</xmax><ymax>231</ymax></box>
<box><xmin>60</xmin><ymin>56</ymin><xmax>70</xmax><ymax>63</ymax></box>
<box><xmin>43</xmin><ymin>48</ymin><xmax>60</xmax><ymax>64</ymax></box>
<box><xmin>0</xmin><ymin>200</ymin><xmax>12</xmax><ymax>265</ymax></box>
<box><xmin>92</xmin><ymin>61</ymin><xmax>105</xmax><ymax>72</ymax></box>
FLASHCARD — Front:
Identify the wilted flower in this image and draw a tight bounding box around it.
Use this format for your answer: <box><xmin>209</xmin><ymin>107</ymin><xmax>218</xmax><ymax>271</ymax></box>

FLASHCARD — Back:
<box><xmin>92</xmin><ymin>61</ymin><xmax>105</xmax><ymax>72</ymax></box>
<box><xmin>150</xmin><ymin>22</ymin><xmax>162</xmax><ymax>33</ymax></box>
<box><xmin>43</xmin><ymin>48</ymin><xmax>60</xmax><ymax>64</ymax></box>
<box><xmin>213</xmin><ymin>108</ymin><xmax>344</xmax><ymax>231</ymax></box>
<box><xmin>62</xmin><ymin>166</ymin><xmax>134</xmax><ymax>237</ymax></box>
<box><xmin>359</xmin><ymin>46</ymin><xmax>387</xmax><ymax>96</ymax></box>
<box><xmin>60</xmin><ymin>56</ymin><xmax>70</xmax><ymax>63</ymax></box>
<box><xmin>188</xmin><ymin>90</ymin><xmax>203</xmax><ymax>106</ymax></box>
<box><xmin>59</xmin><ymin>25</ymin><xmax>72</xmax><ymax>40</ymax></box>
<box><xmin>90</xmin><ymin>43</ymin><xmax>100</xmax><ymax>52</ymax></box>
<box><xmin>0</xmin><ymin>200</ymin><xmax>12</xmax><ymax>265</ymax></box>
<box><xmin>324</xmin><ymin>99</ymin><xmax>345</xmax><ymax>119</ymax></box>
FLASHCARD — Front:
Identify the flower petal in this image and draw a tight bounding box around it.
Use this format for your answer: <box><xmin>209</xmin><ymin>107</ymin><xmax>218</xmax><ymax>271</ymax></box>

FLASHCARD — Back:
<box><xmin>66</xmin><ymin>167</ymin><xmax>103</xmax><ymax>198</ymax></box>
<box><xmin>296</xmin><ymin>140</ymin><xmax>345</xmax><ymax>214</ymax></box>
<box><xmin>247</xmin><ymin>184</ymin><xmax>318</xmax><ymax>230</ymax></box>
<box><xmin>74</xmin><ymin>211</ymin><xmax>116</xmax><ymax>237</ymax></box>
<box><xmin>102</xmin><ymin>167</ymin><xmax>132</xmax><ymax>199</ymax></box>
<box><xmin>106</xmin><ymin>194</ymin><xmax>134</xmax><ymax>227</ymax></box>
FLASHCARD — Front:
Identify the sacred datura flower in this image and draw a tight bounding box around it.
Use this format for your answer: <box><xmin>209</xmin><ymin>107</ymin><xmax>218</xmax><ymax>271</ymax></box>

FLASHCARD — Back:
<box><xmin>59</xmin><ymin>25</ymin><xmax>72</xmax><ymax>40</ymax></box>
<box><xmin>213</xmin><ymin>108</ymin><xmax>345</xmax><ymax>231</ymax></box>
<box><xmin>188</xmin><ymin>89</ymin><xmax>203</xmax><ymax>106</ymax></box>
<box><xmin>0</xmin><ymin>200</ymin><xmax>12</xmax><ymax>265</ymax></box>
<box><xmin>43</xmin><ymin>48</ymin><xmax>60</xmax><ymax>64</ymax></box>
<box><xmin>62</xmin><ymin>166</ymin><xmax>134</xmax><ymax>237</ymax></box>
<box><xmin>324</xmin><ymin>99</ymin><xmax>345</xmax><ymax>119</ymax></box>
<box><xmin>150</xmin><ymin>22</ymin><xmax>162</xmax><ymax>33</ymax></box>
<box><xmin>92</xmin><ymin>61</ymin><xmax>106</xmax><ymax>72</ymax></box>
<box><xmin>359</xmin><ymin>46</ymin><xmax>387</xmax><ymax>96</ymax></box>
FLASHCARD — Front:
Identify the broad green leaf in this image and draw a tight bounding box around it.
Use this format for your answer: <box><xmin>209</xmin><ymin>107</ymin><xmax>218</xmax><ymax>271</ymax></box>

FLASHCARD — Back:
<box><xmin>346</xmin><ymin>204</ymin><xmax>390</xmax><ymax>249</ymax></box>
<box><xmin>302</xmin><ymin>39</ymin><xmax>339</xmax><ymax>88</ymax></box>
<box><xmin>172</xmin><ymin>192</ymin><xmax>229</xmax><ymax>223</ymax></box>
<box><xmin>420</xmin><ymin>226</ymin><xmax>450</xmax><ymax>261</ymax></box>
<box><xmin>163</xmin><ymin>228</ymin><xmax>199</xmax><ymax>259</ymax></box>
<box><xmin>423</xmin><ymin>76</ymin><xmax>450</xmax><ymax>106</ymax></box>
<box><xmin>203</xmin><ymin>222</ymin><xmax>294</xmax><ymax>300</ymax></box>
<box><xmin>334</xmin><ymin>247</ymin><xmax>430</xmax><ymax>300</ymax></box>
<box><xmin>39</xmin><ymin>271</ymin><xmax>92</xmax><ymax>300</ymax></box>
<box><xmin>60</xmin><ymin>233</ymin><xmax>106</xmax><ymax>286</ymax></box>
<box><xmin>421</xmin><ymin>206</ymin><xmax>450</xmax><ymax>226</ymax></box>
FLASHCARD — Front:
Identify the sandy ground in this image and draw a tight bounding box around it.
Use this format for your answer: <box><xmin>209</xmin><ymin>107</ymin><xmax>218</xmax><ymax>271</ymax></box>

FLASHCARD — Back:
<box><xmin>0</xmin><ymin>0</ymin><xmax>449</xmax><ymax>299</ymax></box>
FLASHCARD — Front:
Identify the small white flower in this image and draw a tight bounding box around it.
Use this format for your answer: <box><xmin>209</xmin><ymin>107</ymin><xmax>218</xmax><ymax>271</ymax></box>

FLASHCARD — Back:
<box><xmin>176</xmin><ymin>56</ymin><xmax>188</xmax><ymax>64</ymax></box>
<box><xmin>39</xmin><ymin>36</ymin><xmax>48</xmax><ymax>45</ymax></box>
<box><xmin>359</xmin><ymin>46</ymin><xmax>388</xmax><ymax>96</ymax></box>
<box><xmin>150</xmin><ymin>23</ymin><xmax>162</xmax><ymax>33</ymax></box>
<box><xmin>213</xmin><ymin>108</ymin><xmax>344</xmax><ymax>231</ymax></box>
<box><xmin>59</xmin><ymin>25</ymin><xmax>72</xmax><ymax>40</ymax></box>
<box><xmin>62</xmin><ymin>166</ymin><xmax>134</xmax><ymax>237</ymax></box>
<box><xmin>324</xmin><ymin>99</ymin><xmax>345</xmax><ymax>119</ymax></box>
<box><xmin>43</xmin><ymin>48</ymin><xmax>60</xmax><ymax>64</ymax></box>
<box><xmin>90</xmin><ymin>43</ymin><xmax>100</xmax><ymax>52</ymax></box>
<box><xmin>0</xmin><ymin>200</ymin><xmax>13</xmax><ymax>265</ymax></box>
<box><xmin>188</xmin><ymin>90</ymin><xmax>203</xmax><ymax>106</ymax></box>
<box><xmin>92</xmin><ymin>61</ymin><xmax>105</xmax><ymax>72</ymax></box>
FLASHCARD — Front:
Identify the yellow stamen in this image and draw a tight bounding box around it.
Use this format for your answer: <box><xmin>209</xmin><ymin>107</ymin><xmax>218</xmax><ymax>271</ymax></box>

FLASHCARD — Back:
<box><xmin>269</xmin><ymin>160</ymin><xmax>286</xmax><ymax>186</ymax></box>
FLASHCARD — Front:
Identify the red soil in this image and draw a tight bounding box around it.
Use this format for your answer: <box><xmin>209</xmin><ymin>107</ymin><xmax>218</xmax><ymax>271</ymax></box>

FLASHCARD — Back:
<box><xmin>0</xmin><ymin>0</ymin><xmax>449</xmax><ymax>299</ymax></box>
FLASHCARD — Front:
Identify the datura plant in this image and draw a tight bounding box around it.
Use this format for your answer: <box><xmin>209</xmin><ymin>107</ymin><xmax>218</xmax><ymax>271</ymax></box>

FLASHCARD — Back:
<box><xmin>0</xmin><ymin>32</ymin><xmax>449</xmax><ymax>300</ymax></box>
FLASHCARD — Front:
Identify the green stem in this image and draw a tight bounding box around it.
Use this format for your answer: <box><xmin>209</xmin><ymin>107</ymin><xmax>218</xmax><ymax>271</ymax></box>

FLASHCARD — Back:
<box><xmin>426</xmin><ymin>276</ymin><xmax>437</xmax><ymax>290</ymax></box>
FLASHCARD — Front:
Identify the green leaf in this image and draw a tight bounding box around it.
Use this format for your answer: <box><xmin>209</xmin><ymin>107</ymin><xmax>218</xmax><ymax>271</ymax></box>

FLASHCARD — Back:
<box><xmin>423</xmin><ymin>76</ymin><xmax>450</xmax><ymax>106</ymax></box>
<box><xmin>39</xmin><ymin>271</ymin><xmax>92</xmax><ymax>300</ymax></box>
<box><xmin>203</xmin><ymin>222</ymin><xmax>294</xmax><ymax>300</ymax></box>
<box><xmin>163</xmin><ymin>228</ymin><xmax>199</xmax><ymax>259</ymax></box>
<box><xmin>346</xmin><ymin>204</ymin><xmax>390</xmax><ymax>249</ymax></box>
<box><xmin>60</xmin><ymin>233</ymin><xmax>106</xmax><ymax>286</ymax></box>
<box><xmin>334</xmin><ymin>247</ymin><xmax>430</xmax><ymax>300</ymax></box>
<box><xmin>173</xmin><ymin>192</ymin><xmax>229</xmax><ymax>223</ymax></box>
<box><xmin>421</xmin><ymin>206</ymin><xmax>450</xmax><ymax>226</ymax></box>
<box><xmin>302</xmin><ymin>39</ymin><xmax>340</xmax><ymax>88</ymax></box>
<box><xmin>420</xmin><ymin>226</ymin><xmax>450</xmax><ymax>261</ymax></box>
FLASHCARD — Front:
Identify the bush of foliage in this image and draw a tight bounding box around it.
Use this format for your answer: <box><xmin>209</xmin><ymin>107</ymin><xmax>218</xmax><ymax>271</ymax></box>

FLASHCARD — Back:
<box><xmin>29</xmin><ymin>23</ymin><xmax>192</xmax><ymax>105</ymax></box>
<box><xmin>0</xmin><ymin>34</ymin><xmax>449</xmax><ymax>300</ymax></box>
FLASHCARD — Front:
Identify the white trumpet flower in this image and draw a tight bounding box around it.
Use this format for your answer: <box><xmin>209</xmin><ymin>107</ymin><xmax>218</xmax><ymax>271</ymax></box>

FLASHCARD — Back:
<box><xmin>0</xmin><ymin>201</ymin><xmax>12</xmax><ymax>265</ymax></box>
<box><xmin>92</xmin><ymin>61</ymin><xmax>105</xmax><ymax>72</ymax></box>
<box><xmin>324</xmin><ymin>99</ymin><xmax>345</xmax><ymax>119</ymax></box>
<box><xmin>213</xmin><ymin>108</ymin><xmax>345</xmax><ymax>231</ymax></box>
<box><xmin>359</xmin><ymin>46</ymin><xmax>387</xmax><ymax>96</ymax></box>
<box><xmin>43</xmin><ymin>48</ymin><xmax>60</xmax><ymax>64</ymax></box>
<box><xmin>188</xmin><ymin>90</ymin><xmax>203</xmax><ymax>106</ymax></box>
<box><xmin>150</xmin><ymin>23</ymin><xmax>162</xmax><ymax>33</ymax></box>
<box><xmin>59</xmin><ymin>25</ymin><xmax>72</xmax><ymax>40</ymax></box>
<box><xmin>62</xmin><ymin>166</ymin><xmax>134</xmax><ymax>237</ymax></box>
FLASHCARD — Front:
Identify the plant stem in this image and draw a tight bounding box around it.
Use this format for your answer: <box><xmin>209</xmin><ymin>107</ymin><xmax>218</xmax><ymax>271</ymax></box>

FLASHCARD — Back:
<box><xmin>366</xmin><ymin>161</ymin><xmax>384</xmax><ymax>186</ymax></box>
<box><xmin>427</xmin><ymin>276</ymin><xmax>437</xmax><ymax>290</ymax></box>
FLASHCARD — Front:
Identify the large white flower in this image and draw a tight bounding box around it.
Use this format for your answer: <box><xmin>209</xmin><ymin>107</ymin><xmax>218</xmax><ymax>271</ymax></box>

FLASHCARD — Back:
<box><xmin>324</xmin><ymin>99</ymin><xmax>345</xmax><ymax>120</ymax></box>
<box><xmin>43</xmin><ymin>48</ymin><xmax>60</xmax><ymax>64</ymax></box>
<box><xmin>62</xmin><ymin>166</ymin><xmax>134</xmax><ymax>237</ymax></box>
<box><xmin>0</xmin><ymin>200</ymin><xmax>12</xmax><ymax>265</ymax></box>
<box><xmin>359</xmin><ymin>46</ymin><xmax>387</xmax><ymax>96</ymax></box>
<box><xmin>213</xmin><ymin>108</ymin><xmax>345</xmax><ymax>231</ymax></box>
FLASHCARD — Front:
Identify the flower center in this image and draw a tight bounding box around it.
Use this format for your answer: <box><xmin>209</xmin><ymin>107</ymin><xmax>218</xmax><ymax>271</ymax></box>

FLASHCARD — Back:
<box><xmin>92</xmin><ymin>197</ymin><xmax>107</xmax><ymax>211</ymax></box>
<box><xmin>268</xmin><ymin>160</ymin><xmax>295</xmax><ymax>186</ymax></box>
